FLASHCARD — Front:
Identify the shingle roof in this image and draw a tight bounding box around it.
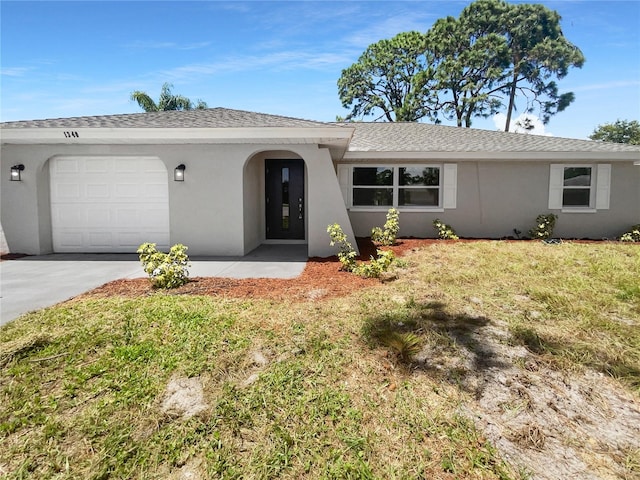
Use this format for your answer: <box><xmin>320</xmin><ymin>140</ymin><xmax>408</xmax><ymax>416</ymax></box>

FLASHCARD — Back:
<box><xmin>0</xmin><ymin>107</ymin><xmax>333</xmax><ymax>129</ymax></box>
<box><xmin>339</xmin><ymin>122</ymin><xmax>640</xmax><ymax>153</ymax></box>
<box><xmin>2</xmin><ymin>108</ymin><xmax>639</xmax><ymax>154</ymax></box>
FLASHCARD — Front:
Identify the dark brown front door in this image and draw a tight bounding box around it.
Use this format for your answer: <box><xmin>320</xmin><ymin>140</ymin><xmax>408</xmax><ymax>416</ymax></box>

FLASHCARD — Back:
<box><xmin>265</xmin><ymin>160</ymin><xmax>305</xmax><ymax>240</ymax></box>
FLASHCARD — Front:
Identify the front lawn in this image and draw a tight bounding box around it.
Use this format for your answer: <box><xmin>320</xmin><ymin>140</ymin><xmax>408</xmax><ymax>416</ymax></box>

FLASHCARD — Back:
<box><xmin>1</xmin><ymin>241</ymin><xmax>638</xmax><ymax>479</ymax></box>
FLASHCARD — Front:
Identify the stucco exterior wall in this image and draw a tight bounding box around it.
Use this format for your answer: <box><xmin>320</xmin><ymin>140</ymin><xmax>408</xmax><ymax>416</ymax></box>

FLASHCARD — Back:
<box><xmin>345</xmin><ymin>161</ymin><xmax>639</xmax><ymax>240</ymax></box>
<box><xmin>0</xmin><ymin>142</ymin><xmax>355</xmax><ymax>257</ymax></box>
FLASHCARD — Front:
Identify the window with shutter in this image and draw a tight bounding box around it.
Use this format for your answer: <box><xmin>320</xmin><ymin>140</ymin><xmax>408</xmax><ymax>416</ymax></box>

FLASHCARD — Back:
<box><xmin>549</xmin><ymin>164</ymin><xmax>610</xmax><ymax>212</ymax></box>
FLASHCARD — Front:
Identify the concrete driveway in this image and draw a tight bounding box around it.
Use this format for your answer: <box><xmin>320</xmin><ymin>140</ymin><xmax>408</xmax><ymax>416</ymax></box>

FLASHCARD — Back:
<box><xmin>0</xmin><ymin>245</ymin><xmax>307</xmax><ymax>326</ymax></box>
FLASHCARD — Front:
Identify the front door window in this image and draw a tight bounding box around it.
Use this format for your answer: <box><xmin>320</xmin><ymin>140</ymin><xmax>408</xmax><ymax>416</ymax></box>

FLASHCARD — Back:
<box><xmin>266</xmin><ymin>160</ymin><xmax>304</xmax><ymax>240</ymax></box>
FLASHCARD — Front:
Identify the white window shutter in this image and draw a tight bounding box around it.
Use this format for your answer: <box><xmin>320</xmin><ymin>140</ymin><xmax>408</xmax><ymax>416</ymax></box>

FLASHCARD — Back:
<box><xmin>548</xmin><ymin>164</ymin><xmax>564</xmax><ymax>209</ymax></box>
<box><xmin>337</xmin><ymin>164</ymin><xmax>351</xmax><ymax>207</ymax></box>
<box><xmin>595</xmin><ymin>164</ymin><xmax>611</xmax><ymax>210</ymax></box>
<box><xmin>442</xmin><ymin>164</ymin><xmax>457</xmax><ymax>209</ymax></box>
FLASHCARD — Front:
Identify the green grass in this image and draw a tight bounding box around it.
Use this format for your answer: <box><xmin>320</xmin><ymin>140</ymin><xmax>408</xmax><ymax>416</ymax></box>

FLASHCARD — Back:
<box><xmin>1</xmin><ymin>241</ymin><xmax>638</xmax><ymax>479</ymax></box>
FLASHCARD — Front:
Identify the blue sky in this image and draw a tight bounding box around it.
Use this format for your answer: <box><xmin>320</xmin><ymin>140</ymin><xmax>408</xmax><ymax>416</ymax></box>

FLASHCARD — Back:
<box><xmin>1</xmin><ymin>0</ymin><xmax>638</xmax><ymax>139</ymax></box>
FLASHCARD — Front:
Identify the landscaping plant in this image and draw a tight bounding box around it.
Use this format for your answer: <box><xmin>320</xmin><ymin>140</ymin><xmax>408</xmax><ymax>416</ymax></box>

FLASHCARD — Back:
<box><xmin>327</xmin><ymin>223</ymin><xmax>358</xmax><ymax>272</ymax></box>
<box><xmin>371</xmin><ymin>208</ymin><xmax>400</xmax><ymax>246</ymax></box>
<box><xmin>620</xmin><ymin>224</ymin><xmax>640</xmax><ymax>242</ymax></box>
<box><xmin>327</xmin><ymin>223</ymin><xmax>395</xmax><ymax>278</ymax></box>
<box><xmin>137</xmin><ymin>242</ymin><xmax>190</xmax><ymax>288</ymax></box>
<box><xmin>528</xmin><ymin>213</ymin><xmax>557</xmax><ymax>240</ymax></box>
<box><xmin>433</xmin><ymin>219</ymin><xmax>459</xmax><ymax>240</ymax></box>
<box><xmin>355</xmin><ymin>249</ymin><xmax>396</xmax><ymax>278</ymax></box>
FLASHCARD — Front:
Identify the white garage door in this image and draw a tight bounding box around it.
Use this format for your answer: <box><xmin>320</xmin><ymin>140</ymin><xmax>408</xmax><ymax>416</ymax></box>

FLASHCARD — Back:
<box><xmin>50</xmin><ymin>156</ymin><xmax>170</xmax><ymax>252</ymax></box>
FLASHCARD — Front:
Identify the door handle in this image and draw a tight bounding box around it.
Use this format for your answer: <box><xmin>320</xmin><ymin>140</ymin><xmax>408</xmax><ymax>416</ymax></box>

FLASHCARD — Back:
<box><xmin>298</xmin><ymin>197</ymin><xmax>303</xmax><ymax>220</ymax></box>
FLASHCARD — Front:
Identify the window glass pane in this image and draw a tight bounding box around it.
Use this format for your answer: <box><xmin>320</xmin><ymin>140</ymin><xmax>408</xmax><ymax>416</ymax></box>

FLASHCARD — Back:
<box><xmin>399</xmin><ymin>188</ymin><xmax>439</xmax><ymax>206</ymax></box>
<box><xmin>282</xmin><ymin>167</ymin><xmax>289</xmax><ymax>230</ymax></box>
<box><xmin>563</xmin><ymin>188</ymin><xmax>590</xmax><ymax>207</ymax></box>
<box><xmin>353</xmin><ymin>167</ymin><xmax>393</xmax><ymax>186</ymax></box>
<box><xmin>400</xmin><ymin>167</ymin><xmax>439</xmax><ymax>186</ymax></box>
<box><xmin>563</xmin><ymin>167</ymin><xmax>591</xmax><ymax>186</ymax></box>
<box><xmin>353</xmin><ymin>188</ymin><xmax>393</xmax><ymax>206</ymax></box>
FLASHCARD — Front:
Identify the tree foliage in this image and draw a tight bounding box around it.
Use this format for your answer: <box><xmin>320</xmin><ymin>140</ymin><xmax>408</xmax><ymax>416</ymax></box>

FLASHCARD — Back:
<box><xmin>426</xmin><ymin>0</ymin><xmax>509</xmax><ymax>127</ymax></box>
<box><xmin>337</xmin><ymin>31</ymin><xmax>437</xmax><ymax>122</ymax></box>
<box><xmin>498</xmin><ymin>1</ymin><xmax>584</xmax><ymax>130</ymax></box>
<box><xmin>337</xmin><ymin>0</ymin><xmax>585</xmax><ymax>130</ymax></box>
<box><xmin>589</xmin><ymin>120</ymin><xmax>640</xmax><ymax>145</ymax></box>
<box><xmin>130</xmin><ymin>83</ymin><xmax>208</xmax><ymax>112</ymax></box>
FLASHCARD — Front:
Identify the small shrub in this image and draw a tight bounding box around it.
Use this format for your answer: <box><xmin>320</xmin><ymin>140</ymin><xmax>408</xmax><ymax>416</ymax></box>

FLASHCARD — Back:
<box><xmin>327</xmin><ymin>223</ymin><xmax>357</xmax><ymax>272</ymax></box>
<box><xmin>620</xmin><ymin>225</ymin><xmax>640</xmax><ymax>242</ymax></box>
<box><xmin>528</xmin><ymin>213</ymin><xmax>557</xmax><ymax>240</ymax></box>
<box><xmin>433</xmin><ymin>219</ymin><xmax>459</xmax><ymax>240</ymax></box>
<box><xmin>354</xmin><ymin>250</ymin><xmax>396</xmax><ymax>278</ymax></box>
<box><xmin>328</xmin><ymin>224</ymin><xmax>395</xmax><ymax>278</ymax></box>
<box><xmin>137</xmin><ymin>242</ymin><xmax>190</xmax><ymax>289</ymax></box>
<box><xmin>371</xmin><ymin>208</ymin><xmax>400</xmax><ymax>246</ymax></box>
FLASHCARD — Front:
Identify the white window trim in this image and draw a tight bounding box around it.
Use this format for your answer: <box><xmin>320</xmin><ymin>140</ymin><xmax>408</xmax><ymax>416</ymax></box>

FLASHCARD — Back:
<box><xmin>548</xmin><ymin>164</ymin><xmax>611</xmax><ymax>213</ymax></box>
<box><xmin>337</xmin><ymin>163</ymin><xmax>457</xmax><ymax>212</ymax></box>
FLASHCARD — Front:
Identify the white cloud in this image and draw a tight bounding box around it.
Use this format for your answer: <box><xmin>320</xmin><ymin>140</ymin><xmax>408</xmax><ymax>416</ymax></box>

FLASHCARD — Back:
<box><xmin>157</xmin><ymin>49</ymin><xmax>354</xmax><ymax>81</ymax></box>
<box><xmin>0</xmin><ymin>67</ymin><xmax>32</xmax><ymax>77</ymax></box>
<box><xmin>493</xmin><ymin>113</ymin><xmax>553</xmax><ymax>136</ymax></box>
<box><xmin>344</xmin><ymin>12</ymin><xmax>439</xmax><ymax>49</ymax></box>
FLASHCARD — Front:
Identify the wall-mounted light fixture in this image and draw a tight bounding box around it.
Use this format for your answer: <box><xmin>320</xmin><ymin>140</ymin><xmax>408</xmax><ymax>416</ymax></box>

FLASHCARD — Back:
<box><xmin>10</xmin><ymin>164</ymin><xmax>25</xmax><ymax>181</ymax></box>
<box><xmin>174</xmin><ymin>164</ymin><xmax>186</xmax><ymax>182</ymax></box>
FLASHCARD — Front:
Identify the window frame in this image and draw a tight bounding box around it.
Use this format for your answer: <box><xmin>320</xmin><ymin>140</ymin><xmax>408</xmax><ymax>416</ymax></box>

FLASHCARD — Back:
<box><xmin>344</xmin><ymin>164</ymin><xmax>447</xmax><ymax>212</ymax></box>
<box><xmin>548</xmin><ymin>163</ymin><xmax>611</xmax><ymax>213</ymax></box>
<box><xmin>561</xmin><ymin>165</ymin><xmax>595</xmax><ymax>209</ymax></box>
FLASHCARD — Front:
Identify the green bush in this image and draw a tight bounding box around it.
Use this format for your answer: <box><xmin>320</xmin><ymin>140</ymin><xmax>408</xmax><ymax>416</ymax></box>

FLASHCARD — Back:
<box><xmin>528</xmin><ymin>213</ymin><xmax>557</xmax><ymax>240</ymax></box>
<box><xmin>354</xmin><ymin>250</ymin><xmax>396</xmax><ymax>278</ymax></box>
<box><xmin>371</xmin><ymin>208</ymin><xmax>400</xmax><ymax>246</ymax></box>
<box><xmin>620</xmin><ymin>225</ymin><xmax>640</xmax><ymax>242</ymax></box>
<box><xmin>327</xmin><ymin>223</ymin><xmax>358</xmax><ymax>272</ymax></box>
<box><xmin>327</xmin><ymin>224</ymin><xmax>395</xmax><ymax>278</ymax></box>
<box><xmin>137</xmin><ymin>243</ymin><xmax>190</xmax><ymax>288</ymax></box>
<box><xmin>433</xmin><ymin>219</ymin><xmax>459</xmax><ymax>240</ymax></box>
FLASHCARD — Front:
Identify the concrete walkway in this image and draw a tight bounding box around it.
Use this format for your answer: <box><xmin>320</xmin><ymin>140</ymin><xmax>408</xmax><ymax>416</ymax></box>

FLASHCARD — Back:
<box><xmin>0</xmin><ymin>244</ymin><xmax>307</xmax><ymax>326</ymax></box>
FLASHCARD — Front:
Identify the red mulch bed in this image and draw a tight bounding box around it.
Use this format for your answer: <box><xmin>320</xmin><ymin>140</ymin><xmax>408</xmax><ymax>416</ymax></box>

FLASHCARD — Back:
<box><xmin>23</xmin><ymin>237</ymin><xmax>627</xmax><ymax>303</ymax></box>
<box><xmin>76</xmin><ymin>238</ymin><xmax>433</xmax><ymax>302</ymax></box>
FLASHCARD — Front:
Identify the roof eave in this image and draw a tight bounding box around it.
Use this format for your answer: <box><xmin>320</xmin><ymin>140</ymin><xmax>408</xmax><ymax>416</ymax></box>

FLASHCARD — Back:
<box><xmin>0</xmin><ymin>126</ymin><xmax>355</xmax><ymax>146</ymax></box>
<box><xmin>343</xmin><ymin>150</ymin><xmax>640</xmax><ymax>162</ymax></box>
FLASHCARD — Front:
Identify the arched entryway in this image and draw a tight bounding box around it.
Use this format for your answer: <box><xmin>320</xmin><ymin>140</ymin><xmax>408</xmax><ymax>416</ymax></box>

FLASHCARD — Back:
<box><xmin>242</xmin><ymin>150</ymin><xmax>307</xmax><ymax>254</ymax></box>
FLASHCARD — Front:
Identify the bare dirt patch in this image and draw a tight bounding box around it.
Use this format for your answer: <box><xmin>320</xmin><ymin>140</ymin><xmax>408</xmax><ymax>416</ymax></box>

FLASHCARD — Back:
<box><xmin>161</xmin><ymin>376</ymin><xmax>208</xmax><ymax>421</ymax></box>
<box><xmin>447</xmin><ymin>318</ymin><xmax>640</xmax><ymax>480</ymax></box>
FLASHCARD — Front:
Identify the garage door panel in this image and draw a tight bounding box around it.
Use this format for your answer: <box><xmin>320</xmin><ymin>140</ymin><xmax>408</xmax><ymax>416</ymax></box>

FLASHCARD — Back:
<box><xmin>86</xmin><ymin>184</ymin><xmax>110</xmax><ymax>198</ymax></box>
<box><xmin>54</xmin><ymin>183</ymin><xmax>81</xmax><ymax>199</ymax></box>
<box><xmin>86</xmin><ymin>208</ymin><xmax>112</xmax><ymax>227</ymax></box>
<box><xmin>115</xmin><ymin>208</ymin><xmax>140</xmax><ymax>227</ymax></box>
<box><xmin>114</xmin><ymin>158</ymin><xmax>139</xmax><ymax>173</ymax></box>
<box><xmin>51</xmin><ymin>156</ymin><xmax>169</xmax><ymax>253</ymax></box>
<box><xmin>56</xmin><ymin>232</ymin><xmax>84</xmax><ymax>248</ymax></box>
<box><xmin>114</xmin><ymin>183</ymin><xmax>140</xmax><ymax>198</ymax></box>
<box><xmin>86</xmin><ymin>158</ymin><xmax>110</xmax><ymax>173</ymax></box>
<box><xmin>88</xmin><ymin>232</ymin><xmax>114</xmax><ymax>247</ymax></box>
<box><xmin>54</xmin><ymin>158</ymin><xmax>80</xmax><ymax>173</ymax></box>
<box><xmin>144</xmin><ymin>183</ymin><xmax>168</xmax><ymax>198</ymax></box>
<box><xmin>53</xmin><ymin>205</ymin><xmax>85</xmax><ymax>226</ymax></box>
